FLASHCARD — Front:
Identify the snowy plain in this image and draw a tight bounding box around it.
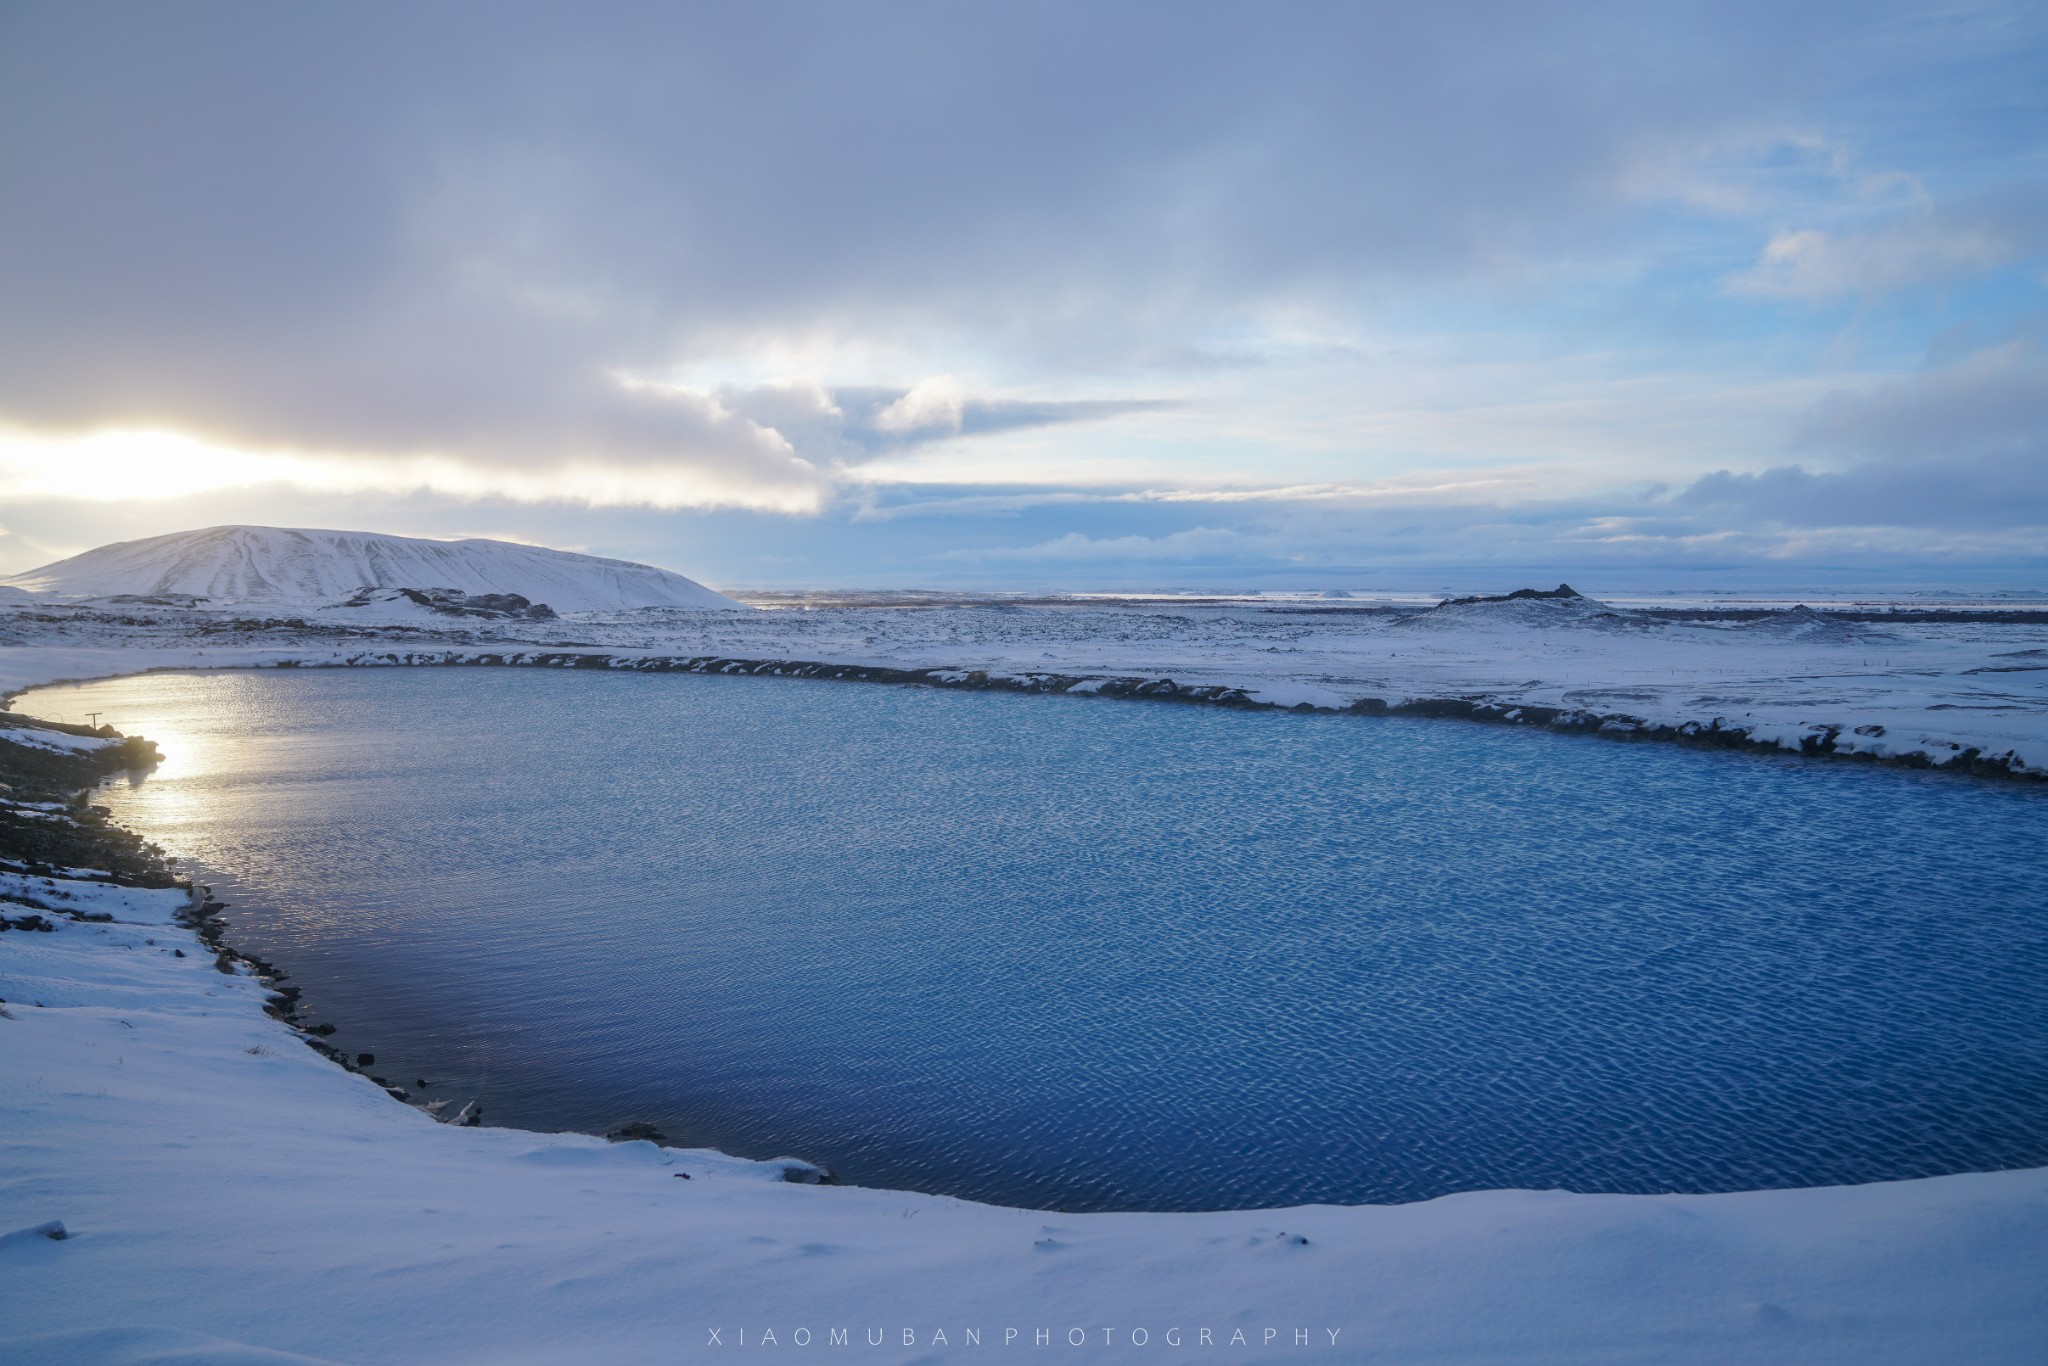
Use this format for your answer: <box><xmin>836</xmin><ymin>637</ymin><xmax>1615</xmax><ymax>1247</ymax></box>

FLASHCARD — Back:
<box><xmin>3</xmin><ymin>544</ymin><xmax>2048</xmax><ymax>1362</ymax></box>
<box><xmin>5</xmin><ymin>586</ymin><xmax>2048</xmax><ymax>778</ymax></box>
<box><xmin>5</xmin><ymin>523</ymin><xmax>2044</xmax><ymax>778</ymax></box>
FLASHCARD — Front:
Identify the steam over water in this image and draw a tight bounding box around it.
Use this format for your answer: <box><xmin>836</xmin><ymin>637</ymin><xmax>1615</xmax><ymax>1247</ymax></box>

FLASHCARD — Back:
<box><xmin>24</xmin><ymin>667</ymin><xmax>2048</xmax><ymax>1212</ymax></box>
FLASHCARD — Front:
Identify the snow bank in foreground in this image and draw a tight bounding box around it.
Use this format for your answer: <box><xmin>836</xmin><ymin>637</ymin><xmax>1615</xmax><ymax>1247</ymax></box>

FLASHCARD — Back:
<box><xmin>3</xmin><ymin>866</ymin><xmax>2045</xmax><ymax>1364</ymax></box>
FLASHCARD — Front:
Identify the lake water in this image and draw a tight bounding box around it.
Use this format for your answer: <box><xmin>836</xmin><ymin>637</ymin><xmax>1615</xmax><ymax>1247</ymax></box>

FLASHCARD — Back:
<box><xmin>20</xmin><ymin>666</ymin><xmax>2048</xmax><ymax>1211</ymax></box>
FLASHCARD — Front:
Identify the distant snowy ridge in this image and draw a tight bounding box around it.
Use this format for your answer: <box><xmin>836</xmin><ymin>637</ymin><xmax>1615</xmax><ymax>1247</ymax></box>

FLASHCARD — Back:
<box><xmin>0</xmin><ymin>525</ymin><xmax>745</xmax><ymax>613</ymax></box>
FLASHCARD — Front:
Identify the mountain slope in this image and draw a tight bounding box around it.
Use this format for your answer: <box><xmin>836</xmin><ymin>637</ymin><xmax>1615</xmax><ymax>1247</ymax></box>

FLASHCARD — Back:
<box><xmin>1</xmin><ymin>526</ymin><xmax>744</xmax><ymax>613</ymax></box>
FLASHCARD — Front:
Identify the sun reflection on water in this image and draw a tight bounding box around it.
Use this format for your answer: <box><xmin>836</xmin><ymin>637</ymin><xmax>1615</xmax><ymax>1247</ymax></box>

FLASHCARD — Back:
<box><xmin>12</xmin><ymin>671</ymin><xmax>273</xmax><ymax>867</ymax></box>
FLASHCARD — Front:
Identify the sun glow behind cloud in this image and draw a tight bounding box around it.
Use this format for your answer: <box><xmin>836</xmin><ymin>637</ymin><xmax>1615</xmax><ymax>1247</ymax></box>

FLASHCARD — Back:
<box><xmin>0</xmin><ymin>427</ymin><xmax>829</xmax><ymax>514</ymax></box>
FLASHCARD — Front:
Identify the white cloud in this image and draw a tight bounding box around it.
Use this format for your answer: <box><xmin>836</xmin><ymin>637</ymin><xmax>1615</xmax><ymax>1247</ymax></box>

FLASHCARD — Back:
<box><xmin>870</xmin><ymin>376</ymin><xmax>973</xmax><ymax>435</ymax></box>
<box><xmin>1797</xmin><ymin>338</ymin><xmax>2048</xmax><ymax>461</ymax></box>
<box><xmin>1731</xmin><ymin>219</ymin><xmax>2021</xmax><ymax>299</ymax></box>
<box><xmin>0</xmin><ymin>426</ymin><xmax>831</xmax><ymax>515</ymax></box>
<box><xmin>3</xmin><ymin>5</ymin><xmax>2044</xmax><ymax>583</ymax></box>
<box><xmin>1669</xmin><ymin>340</ymin><xmax>2048</xmax><ymax>531</ymax></box>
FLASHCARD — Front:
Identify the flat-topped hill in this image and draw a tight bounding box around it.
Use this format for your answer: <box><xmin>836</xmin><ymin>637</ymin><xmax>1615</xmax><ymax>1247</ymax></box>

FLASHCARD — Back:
<box><xmin>0</xmin><ymin>525</ymin><xmax>742</xmax><ymax>614</ymax></box>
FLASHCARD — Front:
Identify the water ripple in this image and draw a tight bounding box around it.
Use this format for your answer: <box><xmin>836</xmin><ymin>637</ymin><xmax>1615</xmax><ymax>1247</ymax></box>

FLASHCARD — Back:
<box><xmin>28</xmin><ymin>666</ymin><xmax>2048</xmax><ymax>1212</ymax></box>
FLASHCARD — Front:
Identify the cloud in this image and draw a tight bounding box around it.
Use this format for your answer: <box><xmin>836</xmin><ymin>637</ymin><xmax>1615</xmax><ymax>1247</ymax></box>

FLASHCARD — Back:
<box><xmin>1</xmin><ymin>2</ymin><xmax>1999</xmax><ymax>487</ymax></box>
<box><xmin>852</xmin><ymin>475</ymin><xmax>1526</xmax><ymax>522</ymax></box>
<box><xmin>1732</xmin><ymin>220</ymin><xmax>2023</xmax><ymax>300</ymax></box>
<box><xmin>1726</xmin><ymin>172</ymin><xmax>2048</xmax><ymax>299</ymax></box>
<box><xmin>1673</xmin><ymin>339</ymin><xmax>2048</xmax><ymax>528</ymax></box>
<box><xmin>1</xmin><ymin>0</ymin><xmax>2044</xmax><ymax>584</ymax></box>
<box><xmin>1798</xmin><ymin>337</ymin><xmax>2048</xmax><ymax>463</ymax></box>
<box><xmin>836</xmin><ymin>378</ymin><xmax>1174</xmax><ymax>448</ymax></box>
<box><xmin>1676</xmin><ymin>460</ymin><xmax>2048</xmax><ymax>530</ymax></box>
<box><xmin>871</xmin><ymin>378</ymin><xmax>972</xmax><ymax>436</ymax></box>
<box><xmin>684</xmin><ymin>378</ymin><xmax>1177</xmax><ymax>476</ymax></box>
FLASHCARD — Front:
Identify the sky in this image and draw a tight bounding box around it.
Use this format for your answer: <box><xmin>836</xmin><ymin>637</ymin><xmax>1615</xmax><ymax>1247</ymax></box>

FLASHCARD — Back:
<box><xmin>1</xmin><ymin>1</ymin><xmax>2044</xmax><ymax>592</ymax></box>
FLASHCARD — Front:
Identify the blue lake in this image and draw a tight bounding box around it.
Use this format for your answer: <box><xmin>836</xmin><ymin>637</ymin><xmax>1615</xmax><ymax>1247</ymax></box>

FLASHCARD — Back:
<box><xmin>23</xmin><ymin>666</ymin><xmax>2048</xmax><ymax>1211</ymax></box>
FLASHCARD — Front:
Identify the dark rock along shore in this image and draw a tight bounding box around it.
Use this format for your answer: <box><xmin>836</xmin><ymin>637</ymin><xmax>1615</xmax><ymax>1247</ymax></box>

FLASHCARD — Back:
<box><xmin>253</xmin><ymin>647</ymin><xmax>2044</xmax><ymax>781</ymax></box>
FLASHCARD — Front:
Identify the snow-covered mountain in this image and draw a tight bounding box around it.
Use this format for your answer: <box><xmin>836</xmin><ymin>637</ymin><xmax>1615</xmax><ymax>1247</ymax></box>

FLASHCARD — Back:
<box><xmin>0</xmin><ymin>526</ymin><xmax>744</xmax><ymax>613</ymax></box>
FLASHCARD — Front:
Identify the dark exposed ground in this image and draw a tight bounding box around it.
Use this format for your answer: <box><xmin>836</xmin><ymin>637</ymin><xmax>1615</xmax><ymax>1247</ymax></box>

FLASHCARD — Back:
<box><xmin>0</xmin><ymin>719</ymin><xmax>172</xmax><ymax>884</ymax></box>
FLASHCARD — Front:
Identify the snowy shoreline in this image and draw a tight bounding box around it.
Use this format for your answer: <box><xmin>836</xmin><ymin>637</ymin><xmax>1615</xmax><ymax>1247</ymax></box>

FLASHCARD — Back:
<box><xmin>5</xmin><ymin>612</ymin><xmax>2048</xmax><ymax>1361</ymax></box>
<box><xmin>6</xmin><ymin>581</ymin><xmax>2048</xmax><ymax>783</ymax></box>
<box><xmin>9</xmin><ymin>638</ymin><xmax>2048</xmax><ymax>785</ymax></box>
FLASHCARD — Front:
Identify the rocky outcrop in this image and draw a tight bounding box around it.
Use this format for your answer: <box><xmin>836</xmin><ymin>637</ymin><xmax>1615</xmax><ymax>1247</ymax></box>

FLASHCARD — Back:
<box><xmin>339</xmin><ymin>587</ymin><xmax>559</xmax><ymax>620</ymax></box>
<box><xmin>1411</xmin><ymin>584</ymin><xmax>1632</xmax><ymax>630</ymax></box>
<box><xmin>1438</xmin><ymin>583</ymin><xmax>1587</xmax><ymax>607</ymax></box>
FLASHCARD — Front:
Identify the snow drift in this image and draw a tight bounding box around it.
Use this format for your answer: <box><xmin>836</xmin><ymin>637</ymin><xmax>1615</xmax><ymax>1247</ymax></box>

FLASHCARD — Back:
<box><xmin>0</xmin><ymin>525</ymin><xmax>744</xmax><ymax>613</ymax></box>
